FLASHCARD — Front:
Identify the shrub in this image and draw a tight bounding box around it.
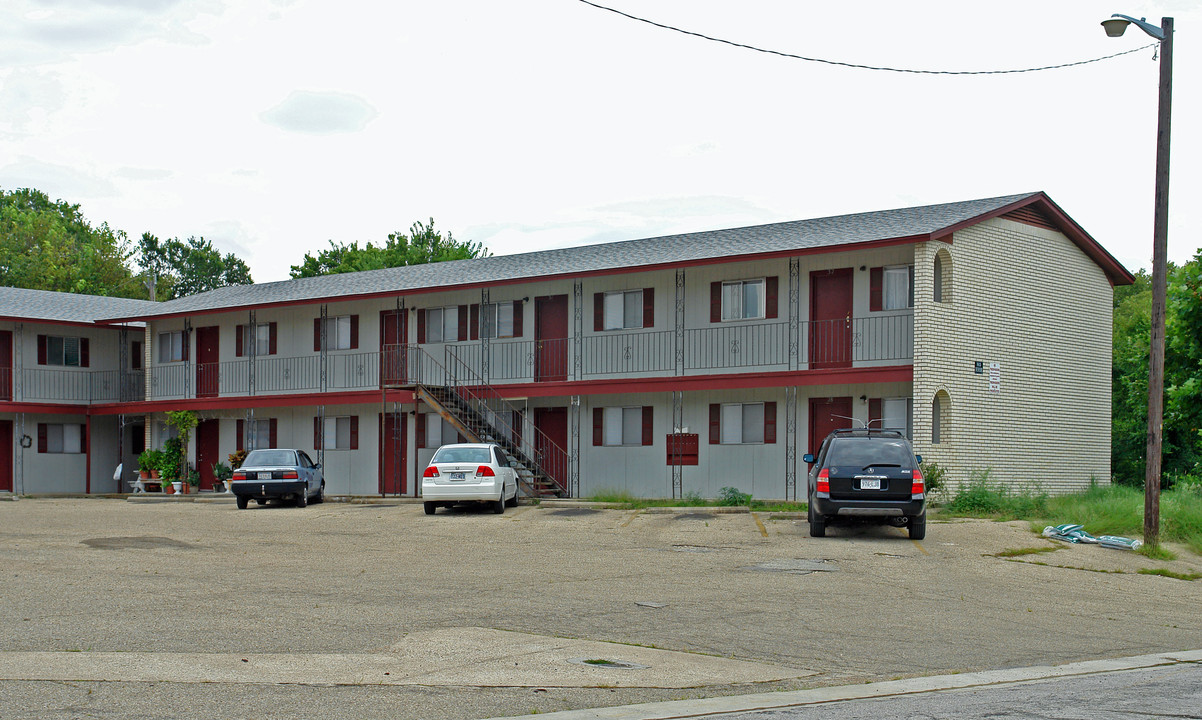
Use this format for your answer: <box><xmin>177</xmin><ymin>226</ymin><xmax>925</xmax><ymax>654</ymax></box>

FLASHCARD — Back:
<box><xmin>717</xmin><ymin>486</ymin><xmax>752</xmax><ymax>506</ymax></box>
<box><xmin>920</xmin><ymin>461</ymin><xmax>947</xmax><ymax>501</ymax></box>
<box><xmin>944</xmin><ymin>469</ymin><xmax>1049</xmax><ymax>519</ymax></box>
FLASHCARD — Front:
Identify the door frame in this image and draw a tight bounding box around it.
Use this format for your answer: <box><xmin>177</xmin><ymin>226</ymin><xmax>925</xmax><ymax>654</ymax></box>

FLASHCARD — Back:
<box><xmin>533</xmin><ymin>406</ymin><xmax>569</xmax><ymax>492</ymax></box>
<box><xmin>378</xmin><ymin>411</ymin><xmax>406</xmax><ymax>495</ymax></box>
<box><xmin>196</xmin><ymin>419</ymin><xmax>220</xmax><ymax>491</ymax></box>
<box><xmin>195</xmin><ymin>326</ymin><xmax>220</xmax><ymax>398</ymax></box>
<box><xmin>808</xmin><ymin>268</ymin><xmax>854</xmax><ymax>369</ymax></box>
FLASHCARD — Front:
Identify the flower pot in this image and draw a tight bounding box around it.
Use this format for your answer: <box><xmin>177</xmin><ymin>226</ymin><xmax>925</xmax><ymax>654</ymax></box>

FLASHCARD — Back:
<box><xmin>171</xmin><ymin>482</ymin><xmax>182</xmax><ymax>494</ymax></box>
<box><xmin>139</xmin><ymin>470</ymin><xmax>150</xmax><ymax>480</ymax></box>
<box><xmin>164</xmin><ymin>483</ymin><xmax>173</xmax><ymax>494</ymax></box>
<box><xmin>151</xmin><ymin>470</ymin><xmax>161</xmax><ymax>479</ymax></box>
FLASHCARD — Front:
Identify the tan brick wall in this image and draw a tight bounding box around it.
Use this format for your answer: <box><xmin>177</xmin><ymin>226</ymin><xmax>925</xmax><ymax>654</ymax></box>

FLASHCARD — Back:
<box><xmin>912</xmin><ymin>218</ymin><xmax>1113</xmax><ymax>494</ymax></box>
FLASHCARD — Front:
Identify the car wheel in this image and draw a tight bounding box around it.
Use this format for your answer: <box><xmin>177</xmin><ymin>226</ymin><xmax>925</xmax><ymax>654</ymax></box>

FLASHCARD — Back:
<box><xmin>908</xmin><ymin>515</ymin><xmax>926</xmax><ymax>540</ymax></box>
<box><xmin>505</xmin><ymin>487</ymin><xmax>518</xmax><ymax>507</ymax></box>
<box><xmin>808</xmin><ymin>496</ymin><xmax>826</xmax><ymax>538</ymax></box>
<box><xmin>236</xmin><ymin>495</ymin><xmax>248</xmax><ymax>510</ymax></box>
<box><xmin>424</xmin><ymin>502</ymin><xmax>436</xmax><ymax>515</ymax></box>
<box><xmin>314</xmin><ymin>481</ymin><xmax>325</xmax><ymax>504</ymax></box>
<box><xmin>493</xmin><ymin>492</ymin><xmax>505</xmax><ymax>514</ymax></box>
<box><xmin>296</xmin><ymin>490</ymin><xmax>308</xmax><ymax>508</ymax></box>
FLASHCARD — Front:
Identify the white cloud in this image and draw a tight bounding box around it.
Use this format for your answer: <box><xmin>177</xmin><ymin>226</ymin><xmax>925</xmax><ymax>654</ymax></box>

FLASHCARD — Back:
<box><xmin>0</xmin><ymin>156</ymin><xmax>117</xmax><ymax>199</ymax></box>
<box><xmin>259</xmin><ymin>91</ymin><xmax>378</xmax><ymax>135</ymax></box>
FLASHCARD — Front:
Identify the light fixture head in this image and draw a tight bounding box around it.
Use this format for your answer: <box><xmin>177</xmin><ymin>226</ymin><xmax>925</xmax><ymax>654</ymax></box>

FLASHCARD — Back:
<box><xmin>1101</xmin><ymin>17</ymin><xmax>1130</xmax><ymax>37</ymax></box>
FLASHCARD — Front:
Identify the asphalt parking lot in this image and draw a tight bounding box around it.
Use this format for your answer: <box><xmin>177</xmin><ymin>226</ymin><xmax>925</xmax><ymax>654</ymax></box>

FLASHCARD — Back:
<box><xmin>0</xmin><ymin>497</ymin><xmax>1199</xmax><ymax>720</ymax></box>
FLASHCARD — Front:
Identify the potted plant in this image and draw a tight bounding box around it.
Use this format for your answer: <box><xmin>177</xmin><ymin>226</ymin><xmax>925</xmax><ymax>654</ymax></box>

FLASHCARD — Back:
<box><xmin>165</xmin><ymin>411</ymin><xmax>198</xmax><ymax>485</ymax></box>
<box><xmin>212</xmin><ymin>461</ymin><xmax>233</xmax><ymax>493</ymax></box>
<box><xmin>137</xmin><ymin>450</ymin><xmax>157</xmax><ymax>479</ymax></box>
<box><xmin>186</xmin><ymin>465</ymin><xmax>200</xmax><ymax>494</ymax></box>
<box><xmin>228</xmin><ymin>449</ymin><xmax>247</xmax><ymax>470</ymax></box>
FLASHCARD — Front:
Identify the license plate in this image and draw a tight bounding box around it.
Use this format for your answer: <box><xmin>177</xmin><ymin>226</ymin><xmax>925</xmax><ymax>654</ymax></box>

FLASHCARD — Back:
<box><xmin>258</xmin><ymin>471</ymin><xmax>273</xmax><ymax>480</ymax></box>
<box><xmin>861</xmin><ymin>478</ymin><xmax>881</xmax><ymax>490</ymax></box>
<box><xmin>450</xmin><ymin>472</ymin><xmax>466</xmax><ymax>481</ymax></box>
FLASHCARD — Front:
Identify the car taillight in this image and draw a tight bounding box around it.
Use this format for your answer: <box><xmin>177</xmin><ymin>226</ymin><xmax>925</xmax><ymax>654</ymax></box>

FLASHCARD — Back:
<box><xmin>232</xmin><ymin>470</ymin><xmax>246</xmax><ymax>481</ymax></box>
<box><xmin>911</xmin><ymin>468</ymin><xmax>925</xmax><ymax>495</ymax></box>
<box><xmin>423</xmin><ymin>466</ymin><xmax>439</xmax><ymax>478</ymax></box>
<box><xmin>281</xmin><ymin>470</ymin><xmax>299</xmax><ymax>479</ymax></box>
<box><xmin>816</xmin><ymin>468</ymin><xmax>830</xmax><ymax>494</ymax></box>
<box><xmin>476</xmin><ymin>465</ymin><xmax>495</xmax><ymax>477</ymax></box>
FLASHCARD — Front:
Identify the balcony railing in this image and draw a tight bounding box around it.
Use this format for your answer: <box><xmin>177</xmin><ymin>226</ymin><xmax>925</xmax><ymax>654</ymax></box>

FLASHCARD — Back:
<box><xmin>0</xmin><ymin>314</ymin><xmax>911</xmax><ymax>404</ymax></box>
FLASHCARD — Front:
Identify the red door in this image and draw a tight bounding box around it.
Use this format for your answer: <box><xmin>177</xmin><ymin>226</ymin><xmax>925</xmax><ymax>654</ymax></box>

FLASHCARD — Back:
<box><xmin>379</xmin><ymin>412</ymin><xmax>406</xmax><ymax>495</ymax></box>
<box><xmin>196</xmin><ymin>420</ymin><xmax>219</xmax><ymax>490</ymax></box>
<box><xmin>0</xmin><ymin>420</ymin><xmax>12</xmax><ymax>492</ymax></box>
<box><xmin>195</xmin><ymin>326</ymin><xmax>220</xmax><ymax>398</ymax></box>
<box><xmin>809</xmin><ymin>269</ymin><xmax>853</xmax><ymax>369</ymax></box>
<box><xmin>535</xmin><ymin>295</ymin><xmax>568</xmax><ymax>382</ymax></box>
<box><xmin>534</xmin><ymin>407</ymin><xmax>568</xmax><ymax>492</ymax></box>
<box><xmin>809</xmin><ymin>397</ymin><xmax>853</xmax><ymax>464</ymax></box>
<box><xmin>380</xmin><ymin>309</ymin><xmax>408</xmax><ymax>386</ymax></box>
<box><xmin>0</xmin><ymin>330</ymin><xmax>11</xmax><ymax>400</ymax></box>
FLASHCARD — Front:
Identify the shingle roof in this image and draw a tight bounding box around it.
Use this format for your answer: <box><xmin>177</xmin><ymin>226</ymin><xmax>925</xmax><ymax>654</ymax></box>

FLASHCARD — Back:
<box><xmin>0</xmin><ymin>287</ymin><xmax>157</xmax><ymax>325</ymax></box>
<box><xmin>96</xmin><ymin>191</ymin><xmax>1128</xmax><ymax>322</ymax></box>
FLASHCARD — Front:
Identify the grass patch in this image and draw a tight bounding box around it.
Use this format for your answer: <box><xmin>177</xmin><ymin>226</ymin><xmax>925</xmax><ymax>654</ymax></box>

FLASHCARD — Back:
<box><xmin>992</xmin><ymin>546</ymin><xmax>1059</xmax><ymax>558</ymax></box>
<box><xmin>1138</xmin><ymin>543</ymin><xmax>1177</xmax><ymax>561</ymax></box>
<box><xmin>944</xmin><ymin>478</ymin><xmax>1202</xmax><ymax>556</ymax></box>
<box><xmin>1138</xmin><ymin>568</ymin><xmax>1202</xmax><ymax>581</ymax></box>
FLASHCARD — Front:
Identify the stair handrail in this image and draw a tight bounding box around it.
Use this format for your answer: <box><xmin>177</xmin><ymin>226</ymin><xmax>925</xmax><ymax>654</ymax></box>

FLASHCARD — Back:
<box><xmin>441</xmin><ymin>346</ymin><xmax>570</xmax><ymax>495</ymax></box>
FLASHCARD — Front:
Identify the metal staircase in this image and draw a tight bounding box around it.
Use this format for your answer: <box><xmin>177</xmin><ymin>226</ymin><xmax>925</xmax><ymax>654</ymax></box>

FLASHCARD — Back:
<box><xmin>392</xmin><ymin>345</ymin><xmax>568</xmax><ymax>498</ymax></box>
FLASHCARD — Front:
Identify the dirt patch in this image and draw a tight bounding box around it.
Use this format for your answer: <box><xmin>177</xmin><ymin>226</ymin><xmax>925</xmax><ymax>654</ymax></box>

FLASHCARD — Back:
<box><xmin>81</xmin><ymin>536</ymin><xmax>196</xmax><ymax>550</ymax></box>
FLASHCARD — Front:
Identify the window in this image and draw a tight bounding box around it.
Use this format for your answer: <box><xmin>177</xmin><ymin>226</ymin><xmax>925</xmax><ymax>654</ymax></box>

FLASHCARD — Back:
<box><xmin>237</xmin><ymin>322</ymin><xmax>276</xmax><ymax>356</ymax></box>
<box><xmin>419</xmin><ymin>413</ymin><xmax>461</xmax><ymax>448</ymax></box>
<box><xmin>322</xmin><ymin>316</ymin><xmax>354</xmax><ymax>350</ymax></box>
<box><xmin>481</xmin><ymin>303</ymin><xmax>515</xmax><ymax>338</ymax></box>
<box><xmin>721</xmin><ymin>279</ymin><xmax>764</xmax><ymax>321</ymax></box>
<box><xmin>426</xmin><ymin>307</ymin><xmax>459</xmax><ymax>343</ymax></box>
<box><xmin>236</xmin><ymin>418</ymin><xmax>277</xmax><ymax>451</ymax></box>
<box><xmin>869</xmin><ymin>397</ymin><xmax>913</xmax><ymax>438</ymax></box>
<box><xmin>38</xmin><ymin>423</ymin><xmax>84</xmax><ymax>453</ymax></box>
<box><xmin>131</xmin><ymin>341</ymin><xmax>143</xmax><ymax>369</ymax></box>
<box><xmin>38</xmin><ymin>335</ymin><xmax>88</xmax><ymax>367</ymax></box>
<box><xmin>870</xmin><ymin>266</ymin><xmax>915</xmax><ymax>311</ymax></box>
<box><xmin>592</xmin><ymin>406</ymin><xmax>653</xmax><ymax>446</ymax></box>
<box><xmin>604</xmin><ymin>407</ymin><xmax>642</xmax><ymax>446</ymax></box>
<box><xmin>933</xmin><ymin>255</ymin><xmax>944</xmax><ymax>303</ymax></box>
<box><xmin>158</xmin><ymin>331</ymin><xmax>185</xmax><ymax>363</ymax></box>
<box><xmin>709</xmin><ymin>402</ymin><xmax>777</xmax><ymax>445</ymax></box>
<box><xmin>156</xmin><ymin>422</ymin><xmax>179</xmax><ymax>442</ymax></box>
<box><xmin>603</xmin><ymin>290</ymin><xmax>643</xmax><ymax>330</ymax></box>
<box><xmin>319</xmin><ymin>416</ymin><xmax>358</xmax><ymax>450</ymax></box>
<box><xmin>931</xmin><ymin>397</ymin><xmax>941</xmax><ymax>444</ymax></box>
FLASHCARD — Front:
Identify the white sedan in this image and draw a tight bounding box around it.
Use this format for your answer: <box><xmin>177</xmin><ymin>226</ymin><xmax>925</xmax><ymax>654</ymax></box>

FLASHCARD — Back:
<box><xmin>421</xmin><ymin>443</ymin><xmax>520</xmax><ymax>515</ymax></box>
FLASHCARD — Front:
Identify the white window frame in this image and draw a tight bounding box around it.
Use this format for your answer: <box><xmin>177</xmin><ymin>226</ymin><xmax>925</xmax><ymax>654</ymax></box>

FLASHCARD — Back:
<box><xmin>323</xmin><ymin>416</ymin><xmax>352</xmax><ymax>450</ymax></box>
<box><xmin>43</xmin><ymin>423</ymin><xmax>83</xmax><ymax>454</ymax></box>
<box><xmin>481</xmin><ymin>302</ymin><xmax>516</xmax><ymax>339</ymax></box>
<box><xmin>883</xmin><ymin>266</ymin><xmax>914</xmax><ymax>310</ymax></box>
<box><xmin>244</xmin><ymin>323</ymin><xmax>271</xmax><ymax>356</ymax></box>
<box><xmin>720</xmin><ymin>279</ymin><xmax>765</xmax><ymax>321</ymax></box>
<box><xmin>44</xmin><ymin>336</ymin><xmax>83</xmax><ymax>367</ymax></box>
<box><xmin>158</xmin><ymin>331</ymin><xmax>185</xmax><ymax>363</ymax></box>
<box><xmin>720</xmin><ymin>402</ymin><xmax>765</xmax><ymax>444</ymax></box>
<box><xmin>322</xmin><ymin>315</ymin><xmax>353</xmax><ymax>351</ymax></box>
<box><xmin>602</xmin><ymin>406</ymin><xmax>642</xmax><ymax>446</ymax></box>
<box><xmin>426</xmin><ymin>306</ymin><xmax>459</xmax><ymax>344</ymax></box>
<box><xmin>602</xmin><ymin>290</ymin><xmax>644</xmax><ymax>331</ymax></box>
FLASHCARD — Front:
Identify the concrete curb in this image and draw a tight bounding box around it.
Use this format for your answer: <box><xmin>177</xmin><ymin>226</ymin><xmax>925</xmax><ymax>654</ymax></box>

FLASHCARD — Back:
<box><xmin>485</xmin><ymin>650</ymin><xmax>1202</xmax><ymax>720</ymax></box>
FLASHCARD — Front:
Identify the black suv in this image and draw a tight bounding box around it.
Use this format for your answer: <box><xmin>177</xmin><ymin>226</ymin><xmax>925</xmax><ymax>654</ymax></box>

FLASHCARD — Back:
<box><xmin>804</xmin><ymin>429</ymin><xmax>926</xmax><ymax>539</ymax></box>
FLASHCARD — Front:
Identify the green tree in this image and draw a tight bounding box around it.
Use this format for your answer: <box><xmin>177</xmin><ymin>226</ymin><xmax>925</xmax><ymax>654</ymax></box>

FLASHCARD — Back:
<box><xmin>0</xmin><ymin>187</ymin><xmax>140</xmax><ymax>297</ymax></box>
<box><xmin>289</xmin><ymin>219</ymin><xmax>487</xmax><ymax>278</ymax></box>
<box><xmin>1111</xmin><ymin>269</ymin><xmax>1152</xmax><ymax>485</ymax></box>
<box><xmin>1164</xmin><ymin>251</ymin><xmax>1202</xmax><ymax>481</ymax></box>
<box><xmin>138</xmin><ymin>234</ymin><xmax>253</xmax><ymax>300</ymax></box>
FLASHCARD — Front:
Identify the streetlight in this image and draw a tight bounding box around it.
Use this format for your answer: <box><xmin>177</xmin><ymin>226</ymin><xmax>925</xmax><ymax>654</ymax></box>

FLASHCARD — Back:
<box><xmin>1101</xmin><ymin>13</ymin><xmax>1172</xmax><ymax>547</ymax></box>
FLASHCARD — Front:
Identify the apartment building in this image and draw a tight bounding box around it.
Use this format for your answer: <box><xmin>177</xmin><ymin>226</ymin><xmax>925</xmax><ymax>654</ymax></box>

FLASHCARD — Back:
<box><xmin>0</xmin><ymin>192</ymin><xmax>1132</xmax><ymax>498</ymax></box>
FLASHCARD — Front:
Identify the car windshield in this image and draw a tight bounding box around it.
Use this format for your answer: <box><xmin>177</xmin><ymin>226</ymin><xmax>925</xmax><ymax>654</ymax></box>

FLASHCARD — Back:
<box><xmin>244</xmin><ymin>450</ymin><xmax>297</xmax><ymax>467</ymax></box>
<box><xmin>432</xmin><ymin>447</ymin><xmax>491</xmax><ymax>464</ymax></box>
<box><xmin>825</xmin><ymin>438</ymin><xmax>913</xmax><ymax>468</ymax></box>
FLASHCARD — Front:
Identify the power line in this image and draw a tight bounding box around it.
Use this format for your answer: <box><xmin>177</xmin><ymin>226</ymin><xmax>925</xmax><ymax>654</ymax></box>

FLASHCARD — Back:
<box><xmin>577</xmin><ymin>0</ymin><xmax>1158</xmax><ymax>75</ymax></box>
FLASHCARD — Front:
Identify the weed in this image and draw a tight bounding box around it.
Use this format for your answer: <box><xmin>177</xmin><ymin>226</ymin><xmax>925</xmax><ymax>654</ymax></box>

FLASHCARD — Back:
<box><xmin>1138</xmin><ymin>544</ymin><xmax>1177</xmax><ymax>562</ymax></box>
<box><xmin>1138</xmin><ymin>568</ymin><xmax>1202</xmax><ymax>581</ymax></box>
<box><xmin>717</xmin><ymin>487</ymin><xmax>753</xmax><ymax>506</ymax></box>
<box><xmin>920</xmin><ymin>461</ymin><xmax>948</xmax><ymax>501</ymax></box>
<box><xmin>944</xmin><ymin>469</ymin><xmax>1049</xmax><ymax>519</ymax></box>
<box><xmin>583</xmin><ymin>659</ymin><xmax>611</xmax><ymax>665</ymax></box>
<box><xmin>992</xmin><ymin>546</ymin><xmax>1059</xmax><ymax>558</ymax></box>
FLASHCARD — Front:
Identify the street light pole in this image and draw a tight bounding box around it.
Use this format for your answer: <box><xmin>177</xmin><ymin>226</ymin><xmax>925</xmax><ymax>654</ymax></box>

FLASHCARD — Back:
<box><xmin>1145</xmin><ymin>16</ymin><xmax>1172</xmax><ymax>548</ymax></box>
<box><xmin>1102</xmin><ymin>14</ymin><xmax>1172</xmax><ymax>547</ymax></box>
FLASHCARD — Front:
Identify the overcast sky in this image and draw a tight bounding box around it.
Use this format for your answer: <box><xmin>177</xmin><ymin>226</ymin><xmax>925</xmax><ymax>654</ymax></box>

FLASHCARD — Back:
<box><xmin>1</xmin><ymin>0</ymin><xmax>1199</xmax><ymax>283</ymax></box>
